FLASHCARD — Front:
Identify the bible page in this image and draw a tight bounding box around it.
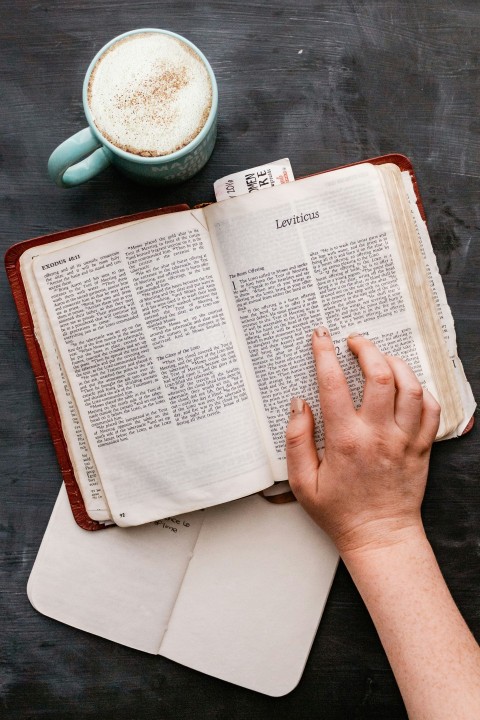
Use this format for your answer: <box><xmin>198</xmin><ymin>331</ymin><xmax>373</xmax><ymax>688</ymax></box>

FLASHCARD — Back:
<box><xmin>32</xmin><ymin>209</ymin><xmax>272</xmax><ymax>526</ymax></box>
<box><xmin>20</xmin><ymin>217</ymin><xmax>179</xmax><ymax>523</ymax></box>
<box><xmin>19</xmin><ymin>226</ymin><xmax>145</xmax><ymax>522</ymax></box>
<box><xmin>205</xmin><ymin>163</ymin><xmax>445</xmax><ymax>479</ymax></box>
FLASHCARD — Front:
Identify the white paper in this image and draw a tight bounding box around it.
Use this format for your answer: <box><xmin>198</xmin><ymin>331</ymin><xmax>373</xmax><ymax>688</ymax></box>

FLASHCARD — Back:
<box><xmin>27</xmin><ymin>485</ymin><xmax>204</xmax><ymax>653</ymax></box>
<box><xmin>28</xmin><ymin>485</ymin><xmax>338</xmax><ymax>695</ymax></box>
<box><xmin>161</xmin><ymin>494</ymin><xmax>338</xmax><ymax>696</ymax></box>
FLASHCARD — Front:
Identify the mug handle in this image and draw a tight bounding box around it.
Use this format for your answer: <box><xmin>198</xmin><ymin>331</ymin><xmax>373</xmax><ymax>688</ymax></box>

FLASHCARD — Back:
<box><xmin>48</xmin><ymin>127</ymin><xmax>112</xmax><ymax>188</ymax></box>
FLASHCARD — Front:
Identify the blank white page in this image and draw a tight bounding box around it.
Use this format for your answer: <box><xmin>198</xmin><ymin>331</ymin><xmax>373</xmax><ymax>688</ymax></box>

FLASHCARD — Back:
<box><xmin>27</xmin><ymin>485</ymin><xmax>204</xmax><ymax>653</ymax></box>
<box><xmin>160</xmin><ymin>493</ymin><xmax>338</xmax><ymax>696</ymax></box>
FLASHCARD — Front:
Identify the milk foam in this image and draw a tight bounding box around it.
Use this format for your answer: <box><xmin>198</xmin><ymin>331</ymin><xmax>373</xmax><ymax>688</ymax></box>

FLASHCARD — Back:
<box><xmin>87</xmin><ymin>33</ymin><xmax>213</xmax><ymax>157</ymax></box>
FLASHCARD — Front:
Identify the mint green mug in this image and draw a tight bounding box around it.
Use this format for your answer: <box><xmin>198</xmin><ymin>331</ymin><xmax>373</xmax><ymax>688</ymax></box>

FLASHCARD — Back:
<box><xmin>48</xmin><ymin>29</ymin><xmax>218</xmax><ymax>187</ymax></box>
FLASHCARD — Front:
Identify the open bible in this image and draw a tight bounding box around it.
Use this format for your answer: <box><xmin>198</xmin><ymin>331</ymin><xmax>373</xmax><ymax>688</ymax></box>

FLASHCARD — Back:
<box><xmin>6</xmin><ymin>155</ymin><xmax>475</xmax><ymax>529</ymax></box>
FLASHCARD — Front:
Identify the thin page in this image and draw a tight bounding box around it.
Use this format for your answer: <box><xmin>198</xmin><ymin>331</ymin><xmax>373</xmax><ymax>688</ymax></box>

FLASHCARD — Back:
<box><xmin>32</xmin><ymin>209</ymin><xmax>272</xmax><ymax>526</ymax></box>
<box><xmin>400</xmin><ymin>170</ymin><xmax>476</xmax><ymax>435</ymax></box>
<box><xmin>206</xmin><ymin>163</ymin><xmax>443</xmax><ymax>480</ymax></box>
<box><xmin>20</xmin><ymin>217</ymin><xmax>158</xmax><ymax>522</ymax></box>
<box><xmin>377</xmin><ymin>164</ymin><xmax>463</xmax><ymax>434</ymax></box>
<box><xmin>22</xmin><ymin>240</ymin><xmax>113</xmax><ymax>521</ymax></box>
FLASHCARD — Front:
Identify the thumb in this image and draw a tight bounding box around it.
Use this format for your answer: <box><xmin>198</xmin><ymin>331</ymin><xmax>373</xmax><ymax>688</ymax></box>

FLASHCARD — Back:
<box><xmin>286</xmin><ymin>397</ymin><xmax>320</xmax><ymax>502</ymax></box>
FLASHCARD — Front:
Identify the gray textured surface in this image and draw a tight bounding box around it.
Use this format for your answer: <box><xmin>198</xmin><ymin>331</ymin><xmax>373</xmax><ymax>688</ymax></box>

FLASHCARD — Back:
<box><xmin>1</xmin><ymin>2</ymin><xmax>479</xmax><ymax>718</ymax></box>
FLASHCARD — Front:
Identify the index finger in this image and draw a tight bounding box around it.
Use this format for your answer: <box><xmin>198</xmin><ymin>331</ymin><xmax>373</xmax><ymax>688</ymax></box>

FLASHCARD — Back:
<box><xmin>312</xmin><ymin>326</ymin><xmax>355</xmax><ymax>431</ymax></box>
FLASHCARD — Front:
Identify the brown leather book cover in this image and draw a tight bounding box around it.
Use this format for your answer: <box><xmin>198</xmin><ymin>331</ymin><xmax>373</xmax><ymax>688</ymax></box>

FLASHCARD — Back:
<box><xmin>6</xmin><ymin>154</ymin><xmax>467</xmax><ymax>529</ymax></box>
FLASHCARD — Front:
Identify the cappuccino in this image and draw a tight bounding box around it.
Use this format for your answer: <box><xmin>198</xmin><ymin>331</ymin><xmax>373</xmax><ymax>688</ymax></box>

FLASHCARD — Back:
<box><xmin>87</xmin><ymin>32</ymin><xmax>213</xmax><ymax>157</ymax></box>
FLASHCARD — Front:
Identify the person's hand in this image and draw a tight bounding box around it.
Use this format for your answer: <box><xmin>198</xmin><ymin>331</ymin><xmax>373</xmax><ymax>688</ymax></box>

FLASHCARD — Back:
<box><xmin>286</xmin><ymin>327</ymin><xmax>441</xmax><ymax>557</ymax></box>
<box><xmin>287</xmin><ymin>328</ymin><xmax>480</xmax><ymax>720</ymax></box>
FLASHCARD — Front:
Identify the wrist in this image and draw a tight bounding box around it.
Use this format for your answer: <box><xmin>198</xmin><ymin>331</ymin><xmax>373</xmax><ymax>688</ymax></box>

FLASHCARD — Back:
<box><xmin>340</xmin><ymin>522</ymin><xmax>436</xmax><ymax>619</ymax></box>
<box><xmin>337</xmin><ymin>518</ymin><xmax>428</xmax><ymax>568</ymax></box>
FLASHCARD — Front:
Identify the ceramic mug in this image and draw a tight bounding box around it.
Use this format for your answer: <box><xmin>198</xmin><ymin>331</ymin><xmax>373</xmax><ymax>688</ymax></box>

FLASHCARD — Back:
<box><xmin>48</xmin><ymin>29</ymin><xmax>218</xmax><ymax>187</ymax></box>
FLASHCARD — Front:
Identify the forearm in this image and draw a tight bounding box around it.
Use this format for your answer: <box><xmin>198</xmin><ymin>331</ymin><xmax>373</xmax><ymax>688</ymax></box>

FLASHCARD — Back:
<box><xmin>342</xmin><ymin>529</ymin><xmax>480</xmax><ymax>719</ymax></box>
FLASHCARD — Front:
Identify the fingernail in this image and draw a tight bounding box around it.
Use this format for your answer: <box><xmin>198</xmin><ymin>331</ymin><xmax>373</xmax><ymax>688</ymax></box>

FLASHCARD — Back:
<box><xmin>314</xmin><ymin>326</ymin><xmax>329</xmax><ymax>338</ymax></box>
<box><xmin>348</xmin><ymin>331</ymin><xmax>361</xmax><ymax>338</ymax></box>
<box><xmin>290</xmin><ymin>397</ymin><xmax>305</xmax><ymax>414</ymax></box>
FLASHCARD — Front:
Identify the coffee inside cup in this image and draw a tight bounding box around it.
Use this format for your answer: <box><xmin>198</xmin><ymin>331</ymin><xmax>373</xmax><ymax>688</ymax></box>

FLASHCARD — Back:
<box><xmin>87</xmin><ymin>32</ymin><xmax>213</xmax><ymax>157</ymax></box>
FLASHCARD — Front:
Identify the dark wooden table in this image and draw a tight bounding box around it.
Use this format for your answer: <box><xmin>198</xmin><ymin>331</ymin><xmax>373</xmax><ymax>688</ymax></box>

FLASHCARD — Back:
<box><xmin>1</xmin><ymin>2</ymin><xmax>478</xmax><ymax>718</ymax></box>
